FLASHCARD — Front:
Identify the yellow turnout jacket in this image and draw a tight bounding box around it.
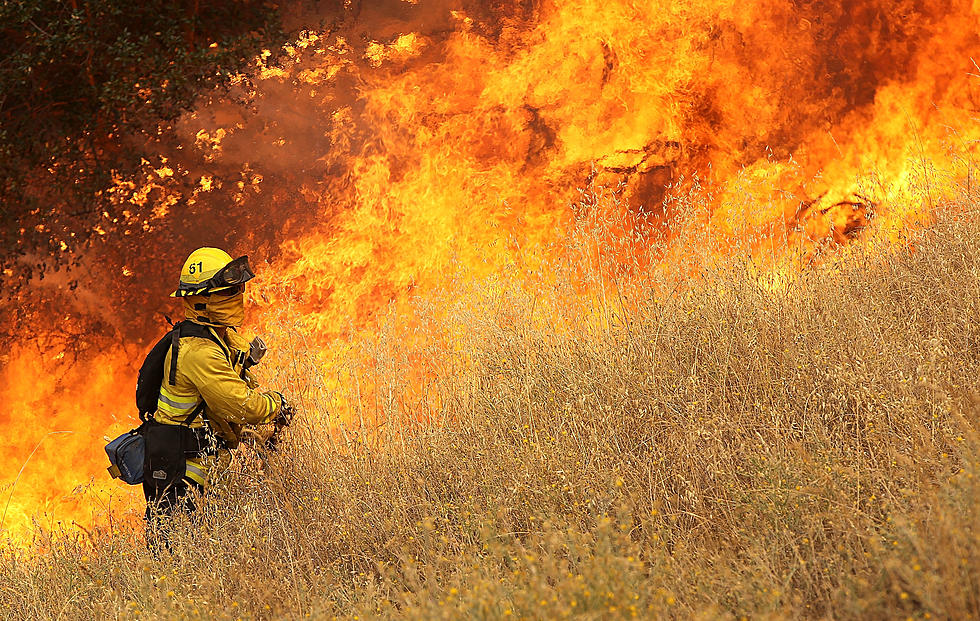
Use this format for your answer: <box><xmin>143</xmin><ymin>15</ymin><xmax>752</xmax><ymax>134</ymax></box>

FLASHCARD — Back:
<box><xmin>154</xmin><ymin>324</ymin><xmax>280</xmax><ymax>484</ymax></box>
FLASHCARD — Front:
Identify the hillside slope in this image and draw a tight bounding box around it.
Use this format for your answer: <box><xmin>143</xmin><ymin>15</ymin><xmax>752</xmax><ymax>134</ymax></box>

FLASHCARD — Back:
<box><xmin>3</xmin><ymin>197</ymin><xmax>980</xmax><ymax>620</ymax></box>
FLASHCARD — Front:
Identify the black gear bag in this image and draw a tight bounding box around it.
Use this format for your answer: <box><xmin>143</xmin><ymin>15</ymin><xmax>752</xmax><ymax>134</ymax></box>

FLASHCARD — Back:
<box><xmin>141</xmin><ymin>420</ymin><xmax>216</xmax><ymax>493</ymax></box>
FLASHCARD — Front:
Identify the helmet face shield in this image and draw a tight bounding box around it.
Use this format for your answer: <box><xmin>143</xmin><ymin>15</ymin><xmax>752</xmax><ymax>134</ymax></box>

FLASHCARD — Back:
<box><xmin>213</xmin><ymin>256</ymin><xmax>255</xmax><ymax>289</ymax></box>
<box><xmin>175</xmin><ymin>255</ymin><xmax>255</xmax><ymax>297</ymax></box>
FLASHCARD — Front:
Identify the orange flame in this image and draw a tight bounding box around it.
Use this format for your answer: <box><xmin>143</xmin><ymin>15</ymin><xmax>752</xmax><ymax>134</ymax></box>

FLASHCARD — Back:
<box><xmin>1</xmin><ymin>0</ymin><xmax>978</xmax><ymax>539</ymax></box>
<box><xmin>0</xmin><ymin>345</ymin><xmax>141</xmax><ymax>539</ymax></box>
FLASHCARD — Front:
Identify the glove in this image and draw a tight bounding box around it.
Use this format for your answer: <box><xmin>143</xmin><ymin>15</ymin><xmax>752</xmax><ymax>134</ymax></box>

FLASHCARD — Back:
<box><xmin>262</xmin><ymin>392</ymin><xmax>295</xmax><ymax>454</ymax></box>
<box><xmin>243</xmin><ymin>336</ymin><xmax>268</xmax><ymax>370</ymax></box>
<box><xmin>273</xmin><ymin>392</ymin><xmax>296</xmax><ymax>428</ymax></box>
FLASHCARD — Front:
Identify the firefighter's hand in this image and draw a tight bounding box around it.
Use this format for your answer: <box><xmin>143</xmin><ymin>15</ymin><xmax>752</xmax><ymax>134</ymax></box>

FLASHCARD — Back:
<box><xmin>273</xmin><ymin>392</ymin><xmax>295</xmax><ymax>427</ymax></box>
<box><xmin>245</xmin><ymin>336</ymin><xmax>268</xmax><ymax>369</ymax></box>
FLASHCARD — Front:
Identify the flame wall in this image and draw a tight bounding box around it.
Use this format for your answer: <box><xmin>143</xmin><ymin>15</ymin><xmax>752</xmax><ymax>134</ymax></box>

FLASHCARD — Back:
<box><xmin>1</xmin><ymin>0</ymin><xmax>978</xmax><ymax>538</ymax></box>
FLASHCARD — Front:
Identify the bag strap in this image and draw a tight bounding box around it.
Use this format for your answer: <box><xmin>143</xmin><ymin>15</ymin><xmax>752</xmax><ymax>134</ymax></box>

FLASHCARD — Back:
<box><xmin>181</xmin><ymin>400</ymin><xmax>208</xmax><ymax>426</ymax></box>
<box><xmin>169</xmin><ymin>321</ymin><xmax>229</xmax><ymax>427</ymax></box>
<box><xmin>168</xmin><ymin>323</ymin><xmax>182</xmax><ymax>386</ymax></box>
<box><xmin>181</xmin><ymin>321</ymin><xmax>230</xmax><ymax>358</ymax></box>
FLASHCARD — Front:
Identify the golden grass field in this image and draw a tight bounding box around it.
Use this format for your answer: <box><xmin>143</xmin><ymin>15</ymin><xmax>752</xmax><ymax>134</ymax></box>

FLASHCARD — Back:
<box><xmin>3</xmin><ymin>183</ymin><xmax>980</xmax><ymax>620</ymax></box>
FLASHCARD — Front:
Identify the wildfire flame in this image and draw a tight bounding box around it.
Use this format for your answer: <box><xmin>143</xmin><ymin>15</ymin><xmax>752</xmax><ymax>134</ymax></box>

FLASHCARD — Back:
<box><xmin>1</xmin><ymin>0</ymin><xmax>977</xmax><ymax>539</ymax></box>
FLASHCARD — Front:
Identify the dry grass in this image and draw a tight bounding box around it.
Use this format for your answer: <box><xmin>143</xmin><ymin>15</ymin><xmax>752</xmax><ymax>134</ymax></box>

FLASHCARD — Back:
<box><xmin>3</xmin><ymin>186</ymin><xmax>980</xmax><ymax>620</ymax></box>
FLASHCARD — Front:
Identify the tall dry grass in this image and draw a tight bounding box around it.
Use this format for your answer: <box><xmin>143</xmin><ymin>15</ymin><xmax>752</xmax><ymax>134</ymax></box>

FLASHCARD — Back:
<box><xmin>2</xmin><ymin>180</ymin><xmax>980</xmax><ymax>620</ymax></box>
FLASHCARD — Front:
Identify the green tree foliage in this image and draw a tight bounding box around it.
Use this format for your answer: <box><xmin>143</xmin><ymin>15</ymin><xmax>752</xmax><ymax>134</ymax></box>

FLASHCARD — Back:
<box><xmin>0</xmin><ymin>0</ymin><xmax>288</xmax><ymax>289</ymax></box>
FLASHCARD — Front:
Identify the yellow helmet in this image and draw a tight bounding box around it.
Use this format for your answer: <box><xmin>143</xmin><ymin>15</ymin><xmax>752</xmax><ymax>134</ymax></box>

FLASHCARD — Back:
<box><xmin>171</xmin><ymin>247</ymin><xmax>255</xmax><ymax>297</ymax></box>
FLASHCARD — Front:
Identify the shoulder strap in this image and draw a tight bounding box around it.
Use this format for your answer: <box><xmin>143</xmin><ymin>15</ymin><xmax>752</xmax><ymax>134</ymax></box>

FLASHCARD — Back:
<box><xmin>170</xmin><ymin>321</ymin><xmax>231</xmax><ymax>427</ymax></box>
<box><xmin>168</xmin><ymin>323</ymin><xmax>181</xmax><ymax>385</ymax></box>
<box><xmin>181</xmin><ymin>322</ymin><xmax>230</xmax><ymax>359</ymax></box>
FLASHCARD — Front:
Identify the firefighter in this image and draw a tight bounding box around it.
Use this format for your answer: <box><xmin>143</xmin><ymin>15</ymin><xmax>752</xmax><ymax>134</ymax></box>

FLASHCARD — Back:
<box><xmin>142</xmin><ymin>247</ymin><xmax>291</xmax><ymax>544</ymax></box>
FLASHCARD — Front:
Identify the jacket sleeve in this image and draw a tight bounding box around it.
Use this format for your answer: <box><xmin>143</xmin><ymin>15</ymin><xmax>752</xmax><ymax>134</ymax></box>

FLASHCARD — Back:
<box><xmin>183</xmin><ymin>341</ymin><xmax>281</xmax><ymax>425</ymax></box>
